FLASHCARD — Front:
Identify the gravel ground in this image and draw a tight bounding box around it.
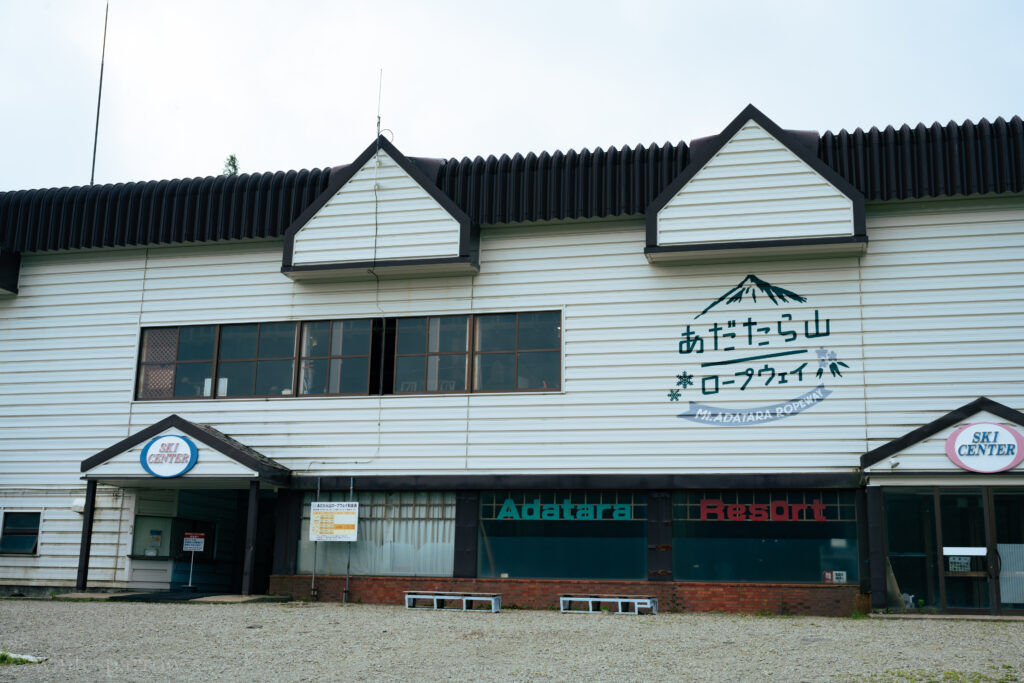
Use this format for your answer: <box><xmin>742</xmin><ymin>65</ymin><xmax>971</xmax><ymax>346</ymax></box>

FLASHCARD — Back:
<box><xmin>1</xmin><ymin>600</ymin><xmax>1022</xmax><ymax>682</ymax></box>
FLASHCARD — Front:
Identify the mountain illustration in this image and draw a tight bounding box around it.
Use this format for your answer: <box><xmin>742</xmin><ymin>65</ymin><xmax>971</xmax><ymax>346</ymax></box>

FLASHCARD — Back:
<box><xmin>695</xmin><ymin>275</ymin><xmax>807</xmax><ymax>319</ymax></box>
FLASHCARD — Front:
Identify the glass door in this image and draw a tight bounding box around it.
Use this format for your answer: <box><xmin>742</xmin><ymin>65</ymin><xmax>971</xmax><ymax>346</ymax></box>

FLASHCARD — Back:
<box><xmin>937</xmin><ymin>489</ymin><xmax>994</xmax><ymax>611</ymax></box>
<box><xmin>992</xmin><ymin>489</ymin><xmax>1024</xmax><ymax>612</ymax></box>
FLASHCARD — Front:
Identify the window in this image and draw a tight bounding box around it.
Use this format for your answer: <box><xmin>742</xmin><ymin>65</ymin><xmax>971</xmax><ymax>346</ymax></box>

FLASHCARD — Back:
<box><xmin>478</xmin><ymin>491</ymin><xmax>647</xmax><ymax>579</ymax></box>
<box><xmin>299</xmin><ymin>319</ymin><xmax>375</xmax><ymax>395</ymax></box>
<box><xmin>0</xmin><ymin>511</ymin><xmax>40</xmax><ymax>554</ymax></box>
<box><xmin>136</xmin><ymin>311</ymin><xmax>561</xmax><ymax>400</ymax></box>
<box><xmin>298</xmin><ymin>492</ymin><xmax>456</xmax><ymax>576</ymax></box>
<box><xmin>672</xmin><ymin>490</ymin><xmax>859</xmax><ymax>583</ymax></box>
<box><xmin>394</xmin><ymin>316</ymin><xmax>468</xmax><ymax>393</ymax></box>
<box><xmin>474</xmin><ymin>312</ymin><xmax>561</xmax><ymax>391</ymax></box>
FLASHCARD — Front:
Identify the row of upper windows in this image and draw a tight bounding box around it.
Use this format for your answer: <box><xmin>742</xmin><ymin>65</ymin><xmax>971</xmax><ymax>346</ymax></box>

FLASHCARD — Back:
<box><xmin>135</xmin><ymin>311</ymin><xmax>561</xmax><ymax>400</ymax></box>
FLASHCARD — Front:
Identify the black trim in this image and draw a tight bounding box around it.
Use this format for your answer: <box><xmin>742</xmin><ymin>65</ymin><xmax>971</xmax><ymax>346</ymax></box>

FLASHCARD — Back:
<box><xmin>646</xmin><ymin>491</ymin><xmax>672</xmax><ymax>582</ymax></box>
<box><xmin>645</xmin><ymin>104</ymin><xmax>867</xmax><ymax>249</ymax></box>
<box><xmin>856</xmin><ymin>488</ymin><xmax>869</xmax><ymax>595</ymax></box>
<box><xmin>645</xmin><ymin>235</ymin><xmax>867</xmax><ymax>258</ymax></box>
<box><xmin>453</xmin><ymin>491</ymin><xmax>479</xmax><ymax>579</ymax></box>
<box><xmin>280</xmin><ymin>135</ymin><xmax>478</xmax><ymax>275</ymax></box>
<box><xmin>75</xmin><ymin>479</ymin><xmax>97</xmax><ymax>591</ymax></box>
<box><xmin>0</xmin><ymin>251</ymin><xmax>19</xmax><ymax>294</ymax></box>
<box><xmin>272</xmin><ymin>489</ymin><xmax>302</xmax><ymax>576</ymax></box>
<box><xmin>241</xmin><ymin>480</ymin><xmax>259</xmax><ymax>595</ymax></box>
<box><xmin>860</xmin><ymin>397</ymin><xmax>1024</xmax><ymax>470</ymax></box>
<box><xmin>866</xmin><ymin>486</ymin><xmax>886</xmax><ymax>609</ymax></box>
<box><xmin>290</xmin><ymin>472</ymin><xmax>860</xmax><ymax>491</ymax></box>
<box><xmin>81</xmin><ymin>414</ymin><xmax>291</xmax><ymax>485</ymax></box>
<box><xmin>281</xmin><ymin>256</ymin><xmax>478</xmax><ymax>278</ymax></box>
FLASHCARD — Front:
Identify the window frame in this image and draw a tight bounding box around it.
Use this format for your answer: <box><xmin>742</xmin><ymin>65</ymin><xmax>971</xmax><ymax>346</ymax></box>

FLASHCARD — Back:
<box><xmin>134</xmin><ymin>310</ymin><xmax>563</xmax><ymax>401</ymax></box>
<box><xmin>214</xmin><ymin>321</ymin><xmax>300</xmax><ymax>399</ymax></box>
<box><xmin>392</xmin><ymin>315</ymin><xmax>471</xmax><ymax>395</ymax></box>
<box><xmin>0</xmin><ymin>510</ymin><xmax>41</xmax><ymax>556</ymax></box>
<box><xmin>298</xmin><ymin>319</ymin><xmax>377</xmax><ymax>397</ymax></box>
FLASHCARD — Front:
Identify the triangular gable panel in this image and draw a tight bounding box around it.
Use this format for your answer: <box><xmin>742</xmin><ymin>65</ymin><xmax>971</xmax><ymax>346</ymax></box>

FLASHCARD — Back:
<box><xmin>86</xmin><ymin>427</ymin><xmax>258</xmax><ymax>480</ymax></box>
<box><xmin>645</xmin><ymin>105</ymin><xmax>865</xmax><ymax>260</ymax></box>
<box><xmin>281</xmin><ymin>136</ymin><xmax>476</xmax><ymax>278</ymax></box>
<box><xmin>862</xmin><ymin>398</ymin><xmax>1024</xmax><ymax>476</ymax></box>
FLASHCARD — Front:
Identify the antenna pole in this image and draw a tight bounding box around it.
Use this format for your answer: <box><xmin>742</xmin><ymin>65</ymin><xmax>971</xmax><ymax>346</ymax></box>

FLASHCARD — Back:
<box><xmin>90</xmin><ymin>2</ymin><xmax>109</xmax><ymax>186</ymax></box>
<box><xmin>376</xmin><ymin>69</ymin><xmax>382</xmax><ymax>138</ymax></box>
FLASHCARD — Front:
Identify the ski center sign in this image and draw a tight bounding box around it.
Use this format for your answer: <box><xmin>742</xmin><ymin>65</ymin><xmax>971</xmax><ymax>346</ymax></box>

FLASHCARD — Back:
<box><xmin>945</xmin><ymin>422</ymin><xmax>1024</xmax><ymax>473</ymax></box>
<box><xmin>667</xmin><ymin>275</ymin><xmax>848</xmax><ymax>425</ymax></box>
<box><xmin>140</xmin><ymin>434</ymin><xmax>199</xmax><ymax>478</ymax></box>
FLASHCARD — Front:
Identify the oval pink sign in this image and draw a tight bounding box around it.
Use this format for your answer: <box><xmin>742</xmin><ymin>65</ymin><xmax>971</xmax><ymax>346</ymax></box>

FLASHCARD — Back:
<box><xmin>945</xmin><ymin>422</ymin><xmax>1024</xmax><ymax>473</ymax></box>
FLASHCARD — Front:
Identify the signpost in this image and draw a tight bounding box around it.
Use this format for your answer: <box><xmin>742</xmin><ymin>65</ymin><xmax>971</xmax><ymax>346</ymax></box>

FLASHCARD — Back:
<box><xmin>183</xmin><ymin>532</ymin><xmax>205</xmax><ymax>590</ymax></box>
<box><xmin>310</xmin><ymin>502</ymin><xmax>359</xmax><ymax>542</ymax></box>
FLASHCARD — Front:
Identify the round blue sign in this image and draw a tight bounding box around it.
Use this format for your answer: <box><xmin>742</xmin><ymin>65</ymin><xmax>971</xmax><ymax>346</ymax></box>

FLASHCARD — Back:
<box><xmin>140</xmin><ymin>434</ymin><xmax>199</xmax><ymax>478</ymax></box>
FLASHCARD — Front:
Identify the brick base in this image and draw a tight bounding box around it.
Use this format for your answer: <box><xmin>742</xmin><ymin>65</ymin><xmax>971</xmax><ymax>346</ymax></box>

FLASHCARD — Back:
<box><xmin>269</xmin><ymin>575</ymin><xmax>868</xmax><ymax>617</ymax></box>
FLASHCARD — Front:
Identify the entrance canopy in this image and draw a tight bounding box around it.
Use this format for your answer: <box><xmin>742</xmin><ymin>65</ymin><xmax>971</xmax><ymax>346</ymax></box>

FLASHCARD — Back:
<box><xmin>81</xmin><ymin>414</ymin><xmax>291</xmax><ymax>489</ymax></box>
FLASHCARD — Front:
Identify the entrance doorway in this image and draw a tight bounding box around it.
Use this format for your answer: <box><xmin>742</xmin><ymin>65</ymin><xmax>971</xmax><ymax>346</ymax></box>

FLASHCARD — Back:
<box><xmin>883</xmin><ymin>487</ymin><xmax>1024</xmax><ymax>614</ymax></box>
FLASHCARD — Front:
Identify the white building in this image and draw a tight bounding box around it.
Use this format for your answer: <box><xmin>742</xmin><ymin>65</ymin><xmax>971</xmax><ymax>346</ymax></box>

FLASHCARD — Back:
<box><xmin>1</xmin><ymin>105</ymin><xmax>1022</xmax><ymax>615</ymax></box>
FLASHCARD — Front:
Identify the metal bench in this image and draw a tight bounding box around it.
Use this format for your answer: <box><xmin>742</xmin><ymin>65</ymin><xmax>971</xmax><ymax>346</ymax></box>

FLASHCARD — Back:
<box><xmin>560</xmin><ymin>594</ymin><xmax>657</xmax><ymax>615</ymax></box>
<box><xmin>403</xmin><ymin>591</ymin><xmax>502</xmax><ymax>613</ymax></box>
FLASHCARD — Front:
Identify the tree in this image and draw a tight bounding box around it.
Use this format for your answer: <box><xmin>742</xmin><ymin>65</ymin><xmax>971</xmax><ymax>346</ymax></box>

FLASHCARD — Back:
<box><xmin>222</xmin><ymin>154</ymin><xmax>239</xmax><ymax>176</ymax></box>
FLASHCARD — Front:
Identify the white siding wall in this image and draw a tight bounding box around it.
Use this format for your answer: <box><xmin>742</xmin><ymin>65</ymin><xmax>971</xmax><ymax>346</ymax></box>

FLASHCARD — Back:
<box><xmin>291</xmin><ymin>150</ymin><xmax>461</xmax><ymax>265</ymax></box>
<box><xmin>657</xmin><ymin>120</ymin><xmax>854</xmax><ymax>245</ymax></box>
<box><xmin>1</xmin><ymin>194</ymin><xmax>1023</xmax><ymax>587</ymax></box>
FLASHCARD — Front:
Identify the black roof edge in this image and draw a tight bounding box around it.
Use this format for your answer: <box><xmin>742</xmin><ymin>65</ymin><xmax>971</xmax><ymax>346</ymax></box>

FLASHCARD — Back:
<box><xmin>860</xmin><ymin>397</ymin><xmax>1024</xmax><ymax>470</ymax></box>
<box><xmin>281</xmin><ymin>136</ymin><xmax>475</xmax><ymax>270</ymax></box>
<box><xmin>0</xmin><ymin>250</ymin><xmax>19</xmax><ymax>294</ymax></box>
<box><xmin>81</xmin><ymin>414</ymin><xmax>291</xmax><ymax>485</ymax></box>
<box><xmin>646</xmin><ymin>104</ymin><xmax>867</xmax><ymax>248</ymax></box>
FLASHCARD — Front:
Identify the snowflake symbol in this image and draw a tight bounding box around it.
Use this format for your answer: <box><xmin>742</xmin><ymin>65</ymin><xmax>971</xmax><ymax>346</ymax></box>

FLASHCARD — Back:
<box><xmin>676</xmin><ymin>372</ymin><xmax>694</xmax><ymax>388</ymax></box>
<box><xmin>667</xmin><ymin>389</ymin><xmax>681</xmax><ymax>402</ymax></box>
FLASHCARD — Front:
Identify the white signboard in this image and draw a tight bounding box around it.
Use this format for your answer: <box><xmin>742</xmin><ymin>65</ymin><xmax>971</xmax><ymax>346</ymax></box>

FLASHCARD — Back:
<box><xmin>310</xmin><ymin>502</ymin><xmax>359</xmax><ymax>542</ymax></box>
<box><xmin>140</xmin><ymin>434</ymin><xmax>199</xmax><ymax>478</ymax></box>
<box><xmin>183</xmin><ymin>532</ymin><xmax>205</xmax><ymax>552</ymax></box>
<box><xmin>945</xmin><ymin>422</ymin><xmax>1024</xmax><ymax>473</ymax></box>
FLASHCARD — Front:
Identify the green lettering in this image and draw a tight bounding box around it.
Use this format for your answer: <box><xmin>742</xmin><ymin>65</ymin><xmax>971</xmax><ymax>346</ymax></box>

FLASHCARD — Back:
<box><xmin>596</xmin><ymin>503</ymin><xmax>611</xmax><ymax>519</ymax></box>
<box><xmin>576</xmin><ymin>504</ymin><xmax>594</xmax><ymax>520</ymax></box>
<box><xmin>496</xmin><ymin>498</ymin><xmax>519</xmax><ymax>520</ymax></box>
<box><xmin>542</xmin><ymin>504</ymin><xmax>559</xmax><ymax>520</ymax></box>
<box><xmin>612</xmin><ymin>504</ymin><xmax>631</xmax><ymax>520</ymax></box>
<box><xmin>560</xmin><ymin>499</ymin><xmax>575</xmax><ymax>519</ymax></box>
<box><xmin>522</xmin><ymin>498</ymin><xmax>541</xmax><ymax>520</ymax></box>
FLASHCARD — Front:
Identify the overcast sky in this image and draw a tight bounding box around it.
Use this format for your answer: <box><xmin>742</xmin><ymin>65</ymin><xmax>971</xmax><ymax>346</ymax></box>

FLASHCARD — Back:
<box><xmin>1</xmin><ymin>0</ymin><xmax>1022</xmax><ymax>192</ymax></box>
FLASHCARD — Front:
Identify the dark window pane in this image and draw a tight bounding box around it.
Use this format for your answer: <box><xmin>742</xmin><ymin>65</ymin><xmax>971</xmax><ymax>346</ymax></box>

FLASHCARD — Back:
<box><xmin>138</xmin><ymin>364</ymin><xmax>174</xmax><ymax>399</ymax></box>
<box><xmin>219</xmin><ymin>325</ymin><xmax>258</xmax><ymax>360</ymax></box>
<box><xmin>476</xmin><ymin>314</ymin><xmax>516</xmax><ymax>352</ymax></box>
<box><xmin>173</xmin><ymin>362</ymin><xmax>213</xmax><ymax>398</ymax></box>
<box><xmin>302</xmin><ymin>321</ymin><xmax>331</xmax><ymax>357</ymax></box>
<box><xmin>3</xmin><ymin>512</ymin><xmax>40</xmax><ymax>532</ymax></box>
<box><xmin>428</xmin><ymin>354</ymin><xmax>467</xmax><ymax>391</ymax></box>
<box><xmin>397</xmin><ymin>318</ymin><xmax>427</xmax><ymax>355</ymax></box>
<box><xmin>299</xmin><ymin>358</ymin><xmax>328</xmax><ymax>395</ymax></box>
<box><xmin>141</xmin><ymin>328</ymin><xmax>177</xmax><ymax>363</ymax></box>
<box><xmin>0</xmin><ymin>535</ymin><xmax>37</xmax><ymax>553</ymax></box>
<box><xmin>395</xmin><ymin>356</ymin><xmax>424</xmax><ymax>393</ymax></box>
<box><xmin>259</xmin><ymin>322</ymin><xmax>297</xmax><ymax>358</ymax></box>
<box><xmin>255</xmin><ymin>359</ymin><xmax>294</xmax><ymax>395</ymax></box>
<box><xmin>474</xmin><ymin>353</ymin><xmax>515</xmax><ymax>391</ymax></box>
<box><xmin>516</xmin><ymin>351</ymin><xmax>560</xmax><ymax>390</ymax></box>
<box><xmin>177</xmin><ymin>326</ymin><xmax>216</xmax><ymax>361</ymax></box>
<box><xmin>332</xmin><ymin>357</ymin><xmax>370</xmax><ymax>394</ymax></box>
<box><xmin>336</xmin><ymin>319</ymin><xmax>372</xmax><ymax>356</ymax></box>
<box><xmin>433</xmin><ymin>316</ymin><xmax>468</xmax><ymax>353</ymax></box>
<box><xmin>518</xmin><ymin>311</ymin><xmax>561</xmax><ymax>350</ymax></box>
<box><xmin>218</xmin><ymin>361</ymin><xmax>255</xmax><ymax>396</ymax></box>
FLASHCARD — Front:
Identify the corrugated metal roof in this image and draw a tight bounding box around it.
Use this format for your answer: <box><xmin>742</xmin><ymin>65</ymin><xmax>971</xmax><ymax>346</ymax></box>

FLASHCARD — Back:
<box><xmin>2</xmin><ymin>115</ymin><xmax>1023</xmax><ymax>254</ymax></box>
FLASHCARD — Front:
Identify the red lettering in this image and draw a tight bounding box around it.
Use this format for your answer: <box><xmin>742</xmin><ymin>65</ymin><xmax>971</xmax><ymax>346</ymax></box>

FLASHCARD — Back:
<box><xmin>726</xmin><ymin>504</ymin><xmax>746</xmax><ymax>521</ymax></box>
<box><xmin>770</xmin><ymin>500</ymin><xmax>789</xmax><ymax>521</ymax></box>
<box><xmin>700</xmin><ymin>499</ymin><xmax>725</xmax><ymax>521</ymax></box>
<box><xmin>809</xmin><ymin>499</ymin><xmax>827</xmax><ymax>521</ymax></box>
<box><xmin>749</xmin><ymin>504</ymin><xmax>769</xmax><ymax>521</ymax></box>
<box><xmin>790</xmin><ymin>503</ymin><xmax>808</xmax><ymax>520</ymax></box>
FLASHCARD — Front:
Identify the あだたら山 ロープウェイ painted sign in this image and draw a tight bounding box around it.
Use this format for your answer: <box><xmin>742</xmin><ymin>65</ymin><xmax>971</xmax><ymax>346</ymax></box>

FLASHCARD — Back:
<box><xmin>665</xmin><ymin>275</ymin><xmax>849</xmax><ymax>425</ymax></box>
<box><xmin>140</xmin><ymin>434</ymin><xmax>199</xmax><ymax>478</ymax></box>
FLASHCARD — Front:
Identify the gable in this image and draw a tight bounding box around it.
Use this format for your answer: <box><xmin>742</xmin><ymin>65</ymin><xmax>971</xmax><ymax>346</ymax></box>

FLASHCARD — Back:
<box><xmin>281</xmin><ymin>136</ymin><xmax>477</xmax><ymax>279</ymax></box>
<box><xmin>645</xmin><ymin>105</ymin><xmax>865</xmax><ymax>262</ymax></box>
<box><xmin>84</xmin><ymin>427</ymin><xmax>259</xmax><ymax>480</ymax></box>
